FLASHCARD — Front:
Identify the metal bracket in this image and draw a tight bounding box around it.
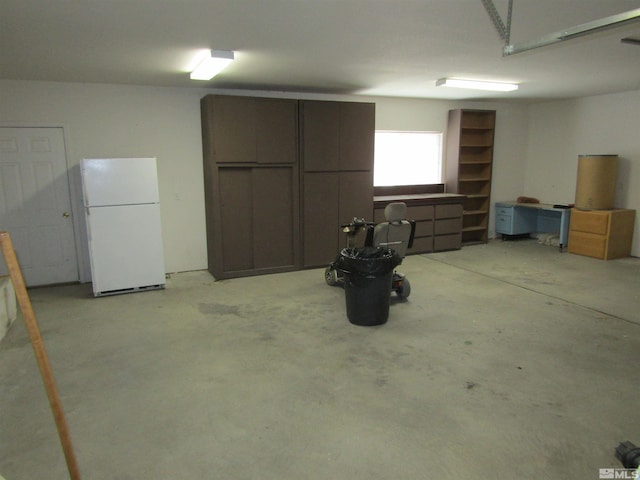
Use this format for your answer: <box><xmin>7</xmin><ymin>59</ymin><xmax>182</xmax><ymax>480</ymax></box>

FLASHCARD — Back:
<box><xmin>481</xmin><ymin>1</ymin><xmax>640</xmax><ymax>56</ymax></box>
<box><xmin>481</xmin><ymin>0</ymin><xmax>513</xmax><ymax>43</ymax></box>
<box><xmin>504</xmin><ymin>7</ymin><xmax>640</xmax><ymax>56</ymax></box>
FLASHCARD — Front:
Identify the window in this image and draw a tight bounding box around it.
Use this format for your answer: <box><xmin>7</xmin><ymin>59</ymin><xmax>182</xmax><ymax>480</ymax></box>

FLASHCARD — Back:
<box><xmin>373</xmin><ymin>131</ymin><xmax>443</xmax><ymax>186</ymax></box>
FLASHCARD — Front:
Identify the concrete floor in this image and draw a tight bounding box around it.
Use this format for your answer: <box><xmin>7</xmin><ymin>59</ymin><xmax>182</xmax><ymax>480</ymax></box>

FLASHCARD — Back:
<box><xmin>1</xmin><ymin>239</ymin><xmax>639</xmax><ymax>479</ymax></box>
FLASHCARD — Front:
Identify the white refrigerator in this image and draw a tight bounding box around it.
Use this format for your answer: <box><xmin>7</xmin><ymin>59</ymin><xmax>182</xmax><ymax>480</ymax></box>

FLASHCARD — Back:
<box><xmin>81</xmin><ymin>157</ymin><xmax>166</xmax><ymax>297</ymax></box>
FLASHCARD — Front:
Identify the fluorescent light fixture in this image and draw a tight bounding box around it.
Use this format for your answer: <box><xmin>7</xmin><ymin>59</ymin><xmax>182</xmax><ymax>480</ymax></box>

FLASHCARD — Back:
<box><xmin>436</xmin><ymin>78</ymin><xmax>518</xmax><ymax>92</ymax></box>
<box><xmin>190</xmin><ymin>50</ymin><xmax>234</xmax><ymax>80</ymax></box>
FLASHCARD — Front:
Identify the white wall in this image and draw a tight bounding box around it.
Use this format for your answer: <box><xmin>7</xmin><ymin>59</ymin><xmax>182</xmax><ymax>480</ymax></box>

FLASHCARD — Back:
<box><xmin>0</xmin><ymin>79</ymin><xmax>531</xmax><ymax>278</ymax></box>
<box><xmin>525</xmin><ymin>90</ymin><xmax>640</xmax><ymax>256</ymax></box>
<box><xmin>0</xmin><ymin>80</ymin><xmax>209</xmax><ymax>279</ymax></box>
<box><xmin>2</xmin><ymin>78</ymin><xmax>637</xmax><ymax>279</ymax></box>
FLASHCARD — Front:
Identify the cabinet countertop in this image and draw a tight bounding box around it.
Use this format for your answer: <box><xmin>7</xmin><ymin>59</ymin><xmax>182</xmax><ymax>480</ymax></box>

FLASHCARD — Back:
<box><xmin>374</xmin><ymin>193</ymin><xmax>465</xmax><ymax>206</ymax></box>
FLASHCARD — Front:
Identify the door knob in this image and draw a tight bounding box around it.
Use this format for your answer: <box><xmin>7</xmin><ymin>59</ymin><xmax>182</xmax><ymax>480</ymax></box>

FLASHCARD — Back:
<box><xmin>62</xmin><ymin>212</ymin><xmax>70</xmax><ymax>218</ymax></box>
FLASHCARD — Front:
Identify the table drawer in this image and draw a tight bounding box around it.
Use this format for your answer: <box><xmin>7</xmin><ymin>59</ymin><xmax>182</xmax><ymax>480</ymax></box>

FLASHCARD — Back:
<box><xmin>570</xmin><ymin>209</ymin><xmax>608</xmax><ymax>235</ymax></box>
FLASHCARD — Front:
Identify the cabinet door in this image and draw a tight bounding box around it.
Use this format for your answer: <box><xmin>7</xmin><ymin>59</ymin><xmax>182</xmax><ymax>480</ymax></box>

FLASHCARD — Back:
<box><xmin>212</xmin><ymin>96</ymin><xmax>256</xmax><ymax>164</ymax></box>
<box><xmin>338</xmin><ymin>171</ymin><xmax>374</xmax><ymax>225</ymax></box>
<box><xmin>303</xmin><ymin>172</ymin><xmax>340</xmax><ymax>267</ymax></box>
<box><xmin>218</xmin><ymin>166</ymin><xmax>298</xmax><ymax>275</ymax></box>
<box><xmin>256</xmin><ymin>98</ymin><xmax>297</xmax><ymax>164</ymax></box>
<box><xmin>340</xmin><ymin>102</ymin><xmax>375</xmax><ymax>172</ymax></box>
<box><xmin>253</xmin><ymin>167</ymin><xmax>297</xmax><ymax>268</ymax></box>
<box><xmin>300</xmin><ymin>101</ymin><xmax>340</xmax><ymax>172</ymax></box>
<box><xmin>218</xmin><ymin>168</ymin><xmax>254</xmax><ymax>273</ymax></box>
<box><xmin>338</xmin><ymin>172</ymin><xmax>373</xmax><ymax>252</ymax></box>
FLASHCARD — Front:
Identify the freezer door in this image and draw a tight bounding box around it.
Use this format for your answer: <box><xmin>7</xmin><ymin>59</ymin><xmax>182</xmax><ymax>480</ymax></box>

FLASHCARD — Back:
<box><xmin>81</xmin><ymin>157</ymin><xmax>160</xmax><ymax>206</ymax></box>
<box><xmin>86</xmin><ymin>203</ymin><xmax>165</xmax><ymax>295</ymax></box>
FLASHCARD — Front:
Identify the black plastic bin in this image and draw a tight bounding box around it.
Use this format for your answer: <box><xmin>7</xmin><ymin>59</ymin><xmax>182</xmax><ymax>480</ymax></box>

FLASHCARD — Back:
<box><xmin>334</xmin><ymin>247</ymin><xmax>401</xmax><ymax>326</ymax></box>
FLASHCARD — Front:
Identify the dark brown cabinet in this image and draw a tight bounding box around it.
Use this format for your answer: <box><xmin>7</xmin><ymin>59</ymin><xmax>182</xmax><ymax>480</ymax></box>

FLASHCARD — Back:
<box><xmin>201</xmin><ymin>95</ymin><xmax>300</xmax><ymax>279</ymax></box>
<box><xmin>445</xmin><ymin>109</ymin><xmax>496</xmax><ymax>245</ymax></box>
<box><xmin>302</xmin><ymin>172</ymin><xmax>340</xmax><ymax>267</ymax></box>
<box><xmin>300</xmin><ymin>100</ymin><xmax>374</xmax><ymax>173</ymax></box>
<box><xmin>217</xmin><ymin>167</ymin><xmax>297</xmax><ymax>272</ymax></box>
<box><xmin>201</xmin><ymin>95</ymin><xmax>375</xmax><ymax>278</ymax></box>
<box><xmin>207</xmin><ymin>95</ymin><xmax>297</xmax><ymax>165</ymax></box>
<box><xmin>300</xmin><ymin>101</ymin><xmax>340</xmax><ymax>171</ymax></box>
<box><xmin>374</xmin><ymin>194</ymin><xmax>464</xmax><ymax>254</ymax></box>
<box><xmin>300</xmin><ymin>101</ymin><xmax>375</xmax><ymax>268</ymax></box>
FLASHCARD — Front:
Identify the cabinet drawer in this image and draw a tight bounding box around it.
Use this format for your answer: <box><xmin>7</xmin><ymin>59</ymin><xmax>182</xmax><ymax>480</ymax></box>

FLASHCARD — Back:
<box><xmin>434</xmin><ymin>233</ymin><xmax>461</xmax><ymax>251</ymax></box>
<box><xmin>570</xmin><ymin>209</ymin><xmax>608</xmax><ymax>235</ymax></box>
<box><xmin>407</xmin><ymin>205</ymin><xmax>434</xmax><ymax>221</ymax></box>
<box><xmin>434</xmin><ymin>217</ymin><xmax>462</xmax><ymax>235</ymax></box>
<box><xmin>568</xmin><ymin>231</ymin><xmax>606</xmax><ymax>259</ymax></box>
<box><xmin>409</xmin><ymin>236</ymin><xmax>433</xmax><ymax>253</ymax></box>
<box><xmin>414</xmin><ymin>219</ymin><xmax>433</xmax><ymax>237</ymax></box>
<box><xmin>435</xmin><ymin>203</ymin><xmax>463</xmax><ymax>219</ymax></box>
<box><xmin>375</xmin><ymin>204</ymin><xmax>434</xmax><ymax>222</ymax></box>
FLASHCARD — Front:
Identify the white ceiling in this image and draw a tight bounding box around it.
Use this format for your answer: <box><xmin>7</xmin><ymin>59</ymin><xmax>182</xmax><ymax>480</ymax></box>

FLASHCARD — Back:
<box><xmin>2</xmin><ymin>0</ymin><xmax>640</xmax><ymax>102</ymax></box>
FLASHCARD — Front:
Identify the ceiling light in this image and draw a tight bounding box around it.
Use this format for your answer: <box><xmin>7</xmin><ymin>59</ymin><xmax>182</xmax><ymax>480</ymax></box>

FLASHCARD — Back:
<box><xmin>190</xmin><ymin>50</ymin><xmax>234</xmax><ymax>80</ymax></box>
<box><xmin>436</xmin><ymin>78</ymin><xmax>518</xmax><ymax>92</ymax></box>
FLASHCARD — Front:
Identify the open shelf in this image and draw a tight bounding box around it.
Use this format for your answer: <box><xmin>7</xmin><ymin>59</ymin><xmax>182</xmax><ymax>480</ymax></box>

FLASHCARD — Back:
<box><xmin>446</xmin><ymin>109</ymin><xmax>496</xmax><ymax>246</ymax></box>
<box><xmin>462</xmin><ymin>225</ymin><xmax>486</xmax><ymax>232</ymax></box>
<box><xmin>463</xmin><ymin>210</ymin><xmax>488</xmax><ymax>216</ymax></box>
<box><xmin>460</xmin><ymin>111</ymin><xmax>496</xmax><ymax>129</ymax></box>
<box><xmin>460</xmin><ymin>177</ymin><xmax>490</xmax><ymax>182</ymax></box>
<box><xmin>464</xmin><ymin>194</ymin><xmax>489</xmax><ymax>199</ymax></box>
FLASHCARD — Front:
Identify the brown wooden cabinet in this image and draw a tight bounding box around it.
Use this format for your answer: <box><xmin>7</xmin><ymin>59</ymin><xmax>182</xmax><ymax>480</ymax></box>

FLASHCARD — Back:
<box><xmin>300</xmin><ymin>101</ymin><xmax>375</xmax><ymax>268</ymax></box>
<box><xmin>207</xmin><ymin>95</ymin><xmax>297</xmax><ymax>165</ymax></box>
<box><xmin>568</xmin><ymin>208</ymin><xmax>635</xmax><ymax>260</ymax></box>
<box><xmin>302</xmin><ymin>172</ymin><xmax>340</xmax><ymax>267</ymax></box>
<box><xmin>434</xmin><ymin>203</ymin><xmax>464</xmax><ymax>251</ymax></box>
<box><xmin>201</xmin><ymin>95</ymin><xmax>375</xmax><ymax>277</ymax></box>
<box><xmin>374</xmin><ymin>194</ymin><xmax>464</xmax><ymax>254</ymax></box>
<box><xmin>201</xmin><ymin>95</ymin><xmax>300</xmax><ymax>279</ymax></box>
<box><xmin>300</xmin><ymin>100</ymin><xmax>374</xmax><ymax>173</ymax></box>
<box><xmin>445</xmin><ymin>109</ymin><xmax>496</xmax><ymax>245</ymax></box>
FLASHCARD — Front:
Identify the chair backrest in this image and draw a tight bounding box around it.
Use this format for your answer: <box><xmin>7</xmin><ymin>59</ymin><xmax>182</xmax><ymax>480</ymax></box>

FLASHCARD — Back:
<box><xmin>372</xmin><ymin>202</ymin><xmax>415</xmax><ymax>259</ymax></box>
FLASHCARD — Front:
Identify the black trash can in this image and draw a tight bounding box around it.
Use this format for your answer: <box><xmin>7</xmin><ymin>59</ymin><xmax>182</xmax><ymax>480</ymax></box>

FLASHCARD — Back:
<box><xmin>334</xmin><ymin>247</ymin><xmax>401</xmax><ymax>326</ymax></box>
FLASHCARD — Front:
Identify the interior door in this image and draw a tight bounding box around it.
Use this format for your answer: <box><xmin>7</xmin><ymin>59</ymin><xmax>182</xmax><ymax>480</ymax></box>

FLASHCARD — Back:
<box><xmin>0</xmin><ymin>127</ymin><xmax>78</xmax><ymax>286</ymax></box>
